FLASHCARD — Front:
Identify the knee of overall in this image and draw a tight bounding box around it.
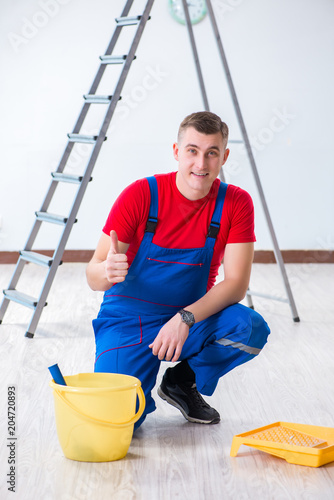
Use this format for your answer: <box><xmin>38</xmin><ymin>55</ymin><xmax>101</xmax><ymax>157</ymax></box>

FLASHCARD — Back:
<box><xmin>248</xmin><ymin>308</ymin><xmax>270</xmax><ymax>349</ymax></box>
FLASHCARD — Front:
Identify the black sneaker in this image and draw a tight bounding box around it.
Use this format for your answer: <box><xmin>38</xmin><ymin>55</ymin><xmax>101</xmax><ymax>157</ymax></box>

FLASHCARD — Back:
<box><xmin>157</xmin><ymin>368</ymin><xmax>220</xmax><ymax>424</ymax></box>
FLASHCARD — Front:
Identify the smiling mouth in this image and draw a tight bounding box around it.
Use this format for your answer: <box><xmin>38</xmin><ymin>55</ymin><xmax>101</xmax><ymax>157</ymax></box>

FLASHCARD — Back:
<box><xmin>192</xmin><ymin>172</ymin><xmax>208</xmax><ymax>177</ymax></box>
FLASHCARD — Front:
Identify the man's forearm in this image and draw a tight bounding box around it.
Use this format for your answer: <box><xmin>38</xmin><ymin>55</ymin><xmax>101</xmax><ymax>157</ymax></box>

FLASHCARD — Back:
<box><xmin>185</xmin><ymin>278</ymin><xmax>248</xmax><ymax>324</ymax></box>
<box><xmin>86</xmin><ymin>260</ymin><xmax>112</xmax><ymax>292</ymax></box>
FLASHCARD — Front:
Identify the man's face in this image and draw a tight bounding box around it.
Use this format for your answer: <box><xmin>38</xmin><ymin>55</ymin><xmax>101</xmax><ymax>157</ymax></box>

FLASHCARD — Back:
<box><xmin>173</xmin><ymin>126</ymin><xmax>229</xmax><ymax>200</ymax></box>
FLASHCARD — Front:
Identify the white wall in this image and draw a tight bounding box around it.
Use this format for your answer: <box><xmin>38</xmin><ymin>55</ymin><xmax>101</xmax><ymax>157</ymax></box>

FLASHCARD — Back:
<box><xmin>0</xmin><ymin>0</ymin><xmax>333</xmax><ymax>252</ymax></box>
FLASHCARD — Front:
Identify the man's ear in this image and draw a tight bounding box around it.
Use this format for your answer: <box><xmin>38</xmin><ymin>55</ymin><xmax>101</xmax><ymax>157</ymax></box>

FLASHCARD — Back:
<box><xmin>173</xmin><ymin>142</ymin><xmax>179</xmax><ymax>161</ymax></box>
<box><xmin>222</xmin><ymin>148</ymin><xmax>230</xmax><ymax>165</ymax></box>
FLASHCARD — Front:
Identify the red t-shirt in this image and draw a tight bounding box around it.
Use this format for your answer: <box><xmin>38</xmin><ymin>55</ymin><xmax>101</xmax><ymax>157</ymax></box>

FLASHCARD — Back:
<box><xmin>103</xmin><ymin>172</ymin><xmax>255</xmax><ymax>290</ymax></box>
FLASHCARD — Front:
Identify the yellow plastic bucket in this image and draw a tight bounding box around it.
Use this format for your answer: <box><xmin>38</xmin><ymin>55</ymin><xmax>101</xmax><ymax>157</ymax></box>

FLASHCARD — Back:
<box><xmin>49</xmin><ymin>372</ymin><xmax>145</xmax><ymax>462</ymax></box>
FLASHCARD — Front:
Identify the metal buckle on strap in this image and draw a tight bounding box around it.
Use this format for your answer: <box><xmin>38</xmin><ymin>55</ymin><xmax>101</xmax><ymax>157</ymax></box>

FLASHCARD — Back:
<box><xmin>207</xmin><ymin>222</ymin><xmax>220</xmax><ymax>239</ymax></box>
<box><xmin>145</xmin><ymin>217</ymin><xmax>158</xmax><ymax>233</ymax></box>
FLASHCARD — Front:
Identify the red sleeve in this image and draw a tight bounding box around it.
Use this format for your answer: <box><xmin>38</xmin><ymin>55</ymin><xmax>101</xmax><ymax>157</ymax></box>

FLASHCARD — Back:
<box><xmin>102</xmin><ymin>178</ymin><xmax>150</xmax><ymax>243</ymax></box>
<box><xmin>225</xmin><ymin>186</ymin><xmax>256</xmax><ymax>244</ymax></box>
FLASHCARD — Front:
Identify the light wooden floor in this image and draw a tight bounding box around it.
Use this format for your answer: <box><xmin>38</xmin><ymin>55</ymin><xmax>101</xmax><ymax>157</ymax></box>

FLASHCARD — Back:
<box><xmin>0</xmin><ymin>262</ymin><xmax>334</xmax><ymax>500</ymax></box>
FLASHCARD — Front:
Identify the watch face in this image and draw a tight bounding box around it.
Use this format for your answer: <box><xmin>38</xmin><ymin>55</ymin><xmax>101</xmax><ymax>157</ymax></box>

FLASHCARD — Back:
<box><xmin>168</xmin><ymin>0</ymin><xmax>207</xmax><ymax>25</ymax></box>
<box><xmin>180</xmin><ymin>309</ymin><xmax>195</xmax><ymax>327</ymax></box>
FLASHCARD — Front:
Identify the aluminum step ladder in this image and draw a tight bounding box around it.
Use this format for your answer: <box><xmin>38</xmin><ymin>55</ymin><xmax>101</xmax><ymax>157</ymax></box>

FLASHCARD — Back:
<box><xmin>0</xmin><ymin>0</ymin><xmax>155</xmax><ymax>338</ymax></box>
<box><xmin>181</xmin><ymin>0</ymin><xmax>299</xmax><ymax>322</ymax></box>
<box><xmin>1</xmin><ymin>0</ymin><xmax>299</xmax><ymax>339</ymax></box>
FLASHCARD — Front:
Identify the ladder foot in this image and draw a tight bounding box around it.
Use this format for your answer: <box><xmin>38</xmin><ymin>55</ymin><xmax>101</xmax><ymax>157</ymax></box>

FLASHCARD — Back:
<box><xmin>293</xmin><ymin>316</ymin><xmax>301</xmax><ymax>323</ymax></box>
<box><xmin>25</xmin><ymin>331</ymin><xmax>34</xmax><ymax>339</ymax></box>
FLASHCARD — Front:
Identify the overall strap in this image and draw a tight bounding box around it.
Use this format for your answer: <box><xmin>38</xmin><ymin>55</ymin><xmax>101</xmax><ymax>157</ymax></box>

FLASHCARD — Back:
<box><xmin>206</xmin><ymin>182</ymin><xmax>228</xmax><ymax>246</ymax></box>
<box><xmin>145</xmin><ymin>176</ymin><xmax>159</xmax><ymax>234</ymax></box>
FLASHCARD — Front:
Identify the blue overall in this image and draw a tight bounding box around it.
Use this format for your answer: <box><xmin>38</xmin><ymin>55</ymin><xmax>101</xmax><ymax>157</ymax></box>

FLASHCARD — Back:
<box><xmin>93</xmin><ymin>176</ymin><xmax>270</xmax><ymax>427</ymax></box>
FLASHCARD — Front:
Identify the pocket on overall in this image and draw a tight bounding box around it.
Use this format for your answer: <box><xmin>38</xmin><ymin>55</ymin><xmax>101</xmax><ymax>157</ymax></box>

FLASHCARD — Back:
<box><xmin>145</xmin><ymin>248</ymin><xmax>208</xmax><ymax>307</ymax></box>
<box><xmin>93</xmin><ymin>315</ymin><xmax>143</xmax><ymax>366</ymax></box>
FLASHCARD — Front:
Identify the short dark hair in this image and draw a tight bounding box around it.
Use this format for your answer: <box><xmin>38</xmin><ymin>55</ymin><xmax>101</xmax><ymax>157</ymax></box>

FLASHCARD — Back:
<box><xmin>178</xmin><ymin>111</ymin><xmax>229</xmax><ymax>143</ymax></box>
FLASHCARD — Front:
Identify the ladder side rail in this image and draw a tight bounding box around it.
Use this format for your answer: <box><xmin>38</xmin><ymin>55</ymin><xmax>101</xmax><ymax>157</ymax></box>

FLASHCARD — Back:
<box><xmin>181</xmin><ymin>3</ymin><xmax>227</xmax><ymax>182</ymax></box>
<box><xmin>67</xmin><ymin>7</ymin><xmax>131</xmax><ymax>137</ymax></box>
<box><xmin>0</xmin><ymin>259</ymin><xmax>26</xmax><ymax>322</ymax></box>
<box><xmin>98</xmin><ymin>0</ymin><xmax>155</xmax><ymax>141</ymax></box>
<box><xmin>73</xmin><ymin>0</ymin><xmax>135</xmax><ymax>126</ymax></box>
<box><xmin>101</xmin><ymin>0</ymin><xmax>135</xmax><ymax>58</ymax></box>
<box><xmin>24</xmin><ymin>1</ymin><xmax>138</xmax><ymax>249</ymax></box>
<box><xmin>25</xmin><ymin>168</ymin><xmax>94</xmax><ymax>337</ymax></box>
<box><xmin>246</xmin><ymin>291</ymin><xmax>254</xmax><ymax>309</ymax></box>
<box><xmin>182</xmin><ymin>0</ymin><xmax>210</xmax><ymax>111</ymax></box>
<box><xmin>206</xmin><ymin>0</ymin><xmax>299</xmax><ymax>321</ymax></box>
<box><xmin>23</xmin><ymin>0</ymin><xmax>156</xmax><ymax>337</ymax></box>
<box><xmin>42</xmin><ymin>0</ymin><xmax>136</xmax><ymax>198</ymax></box>
<box><xmin>0</xmin><ymin>296</ymin><xmax>10</xmax><ymax>323</ymax></box>
<box><xmin>54</xmin><ymin>0</ymin><xmax>156</xmax><ymax>243</ymax></box>
<box><xmin>42</xmin><ymin>1</ymin><xmax>136</xmax><ymax>185</ymax></box>
<box><xmin>24</xmin><ymin>168</ymin><xmax>92</xmax><ymax>337</ymax></box>
<box><xmin>181</xmin><ymin>1</ymin><xmax>226</xmax><ymax>214</ymax></box>
<box><xmin>24</xmin><ymin>234</ymin><xmax>66</xmax><ymax>337</ymax></box>
<box><xmin>64</xmin><ymin>0</ymin><xmax>136</xmax><ymax>137</ymax></box>
<box><xmin>21</xmin><ymin>218</ymin><xmax>43</xmax><ymax>252</ymax></box>
<box><xmin>25</xmin><ymin>267</ymin><xmax>51</xmax><ymax>337</ymax></box>
<box><xmin>219</xmin><ymin>168</ymin><xmax>226</xmax><ymax>183</ymax></box>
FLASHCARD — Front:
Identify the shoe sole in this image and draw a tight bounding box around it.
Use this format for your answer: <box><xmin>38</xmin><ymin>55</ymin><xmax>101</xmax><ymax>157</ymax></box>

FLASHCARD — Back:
<box><xmin>157</xmin><ymin>386</ymin><xmax>220</xmax><ymax>425</ymax></box>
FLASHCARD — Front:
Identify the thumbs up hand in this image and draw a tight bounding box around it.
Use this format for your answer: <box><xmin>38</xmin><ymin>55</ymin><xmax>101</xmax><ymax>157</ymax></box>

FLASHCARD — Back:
<box><xmin>105</xmin><ymin>230</ymin><xmax>128</xmax><ymax>283</ymax></box>
<box><xmin>108</xmin><ymin>230</ymin><xmax>120</xmax><ymax>256</ymax></box>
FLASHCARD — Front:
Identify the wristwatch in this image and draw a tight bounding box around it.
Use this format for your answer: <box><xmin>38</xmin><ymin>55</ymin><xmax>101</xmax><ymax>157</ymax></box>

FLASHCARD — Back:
<box><xmin>178</xmin><ymin>309</ymin><xmax>195</xmax><ymax>328</ymax></box>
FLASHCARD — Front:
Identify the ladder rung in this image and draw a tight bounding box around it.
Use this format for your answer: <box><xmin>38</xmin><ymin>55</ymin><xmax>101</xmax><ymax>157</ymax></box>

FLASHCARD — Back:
<box><xmin>67</xmin><ymin>134</ymin><xmax>101</xmax><ymax>144</ymax></box>
<box><xmin>99</xmin><ymin>55</ymin><xmax>130</xmax><ymax>64</ymax></box>
<box><xmin>3</xmin><ymin>290</ymin><xmax>46</xmax><ymax>310</ymax></box>
<box><xmin>246</xmin><ymin>289</ymin><xmax>289</xmax><ymax>304</ymax></box>
<box><xmin>20</xmin><ymin>250</ymin><xmax>53</xmax><ymax>267</ymax></box>
<box><xmin>115</xmin><ymin>15</ymin><xmax>143</xmax><ymax>26</ymax></box>
<box><xmin>51</xmin><ymin>172</ymin><xmax>92</xmax><ymax>184</ymax></box>
<box><xmin>83</xmin><ymin>94</ymin><xmax>113</xmax><ymax>104</ymax></box>
<box><xmin>35</xmin><ymin>211</ymin><xmax>76</xmax><ymax>225</ymax></box>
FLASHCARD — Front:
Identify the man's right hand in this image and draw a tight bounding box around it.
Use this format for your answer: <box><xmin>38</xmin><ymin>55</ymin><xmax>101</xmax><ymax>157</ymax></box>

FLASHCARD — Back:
<box><xmin>105</xmin><ymin>230</ymin><xmax>129</xmax><ymax>283</ymax></box>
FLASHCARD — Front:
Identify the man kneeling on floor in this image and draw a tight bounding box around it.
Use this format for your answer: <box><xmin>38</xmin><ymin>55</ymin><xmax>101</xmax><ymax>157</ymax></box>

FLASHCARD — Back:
<box><xmin>86</xmin><ymin>111</ymin><xmax>270</xmax><ymax>430</ymax></box>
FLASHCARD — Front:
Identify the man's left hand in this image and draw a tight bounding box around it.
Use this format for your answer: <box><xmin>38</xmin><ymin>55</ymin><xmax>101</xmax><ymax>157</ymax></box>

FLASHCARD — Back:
<box><xmin>149</xmin><ymin>314</ymin><xmax>189</xmax><ymax>362</ymax></box>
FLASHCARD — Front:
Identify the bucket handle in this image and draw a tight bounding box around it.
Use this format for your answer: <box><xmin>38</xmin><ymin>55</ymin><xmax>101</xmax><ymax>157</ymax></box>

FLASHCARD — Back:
<box><xmin>54</xmin><ymin>385</ymin><xmax>145</xmax><ymax>428</ymax></box>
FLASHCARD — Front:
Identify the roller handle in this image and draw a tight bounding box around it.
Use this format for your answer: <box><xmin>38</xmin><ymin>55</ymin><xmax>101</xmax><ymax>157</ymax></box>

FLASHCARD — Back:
<box><xmin>48</xmin><ymin>364</ymin><xmax>67</xmax><ymax>386</ymax></box>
